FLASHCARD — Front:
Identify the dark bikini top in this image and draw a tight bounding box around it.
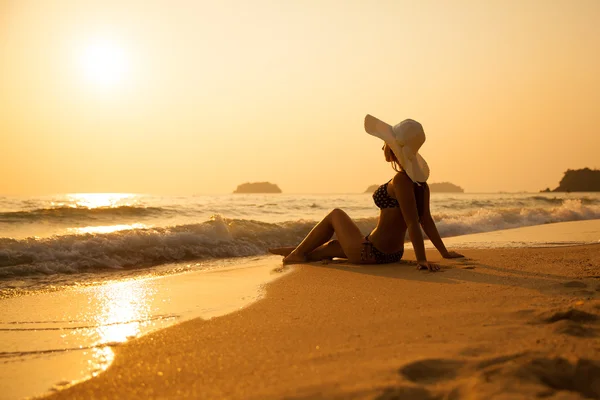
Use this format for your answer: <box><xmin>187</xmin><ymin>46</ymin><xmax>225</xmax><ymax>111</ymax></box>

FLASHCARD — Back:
<box><xmin>372</xmin><ymin>179</ymin><xmax>427</xmax><ymax>218</ymax></box>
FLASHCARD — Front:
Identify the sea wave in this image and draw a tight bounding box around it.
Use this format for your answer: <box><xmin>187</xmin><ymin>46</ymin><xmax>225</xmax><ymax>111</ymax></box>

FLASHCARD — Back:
<box><xmin>435</xmin><ymin>199</ymin><xmax>600</xmax><ymax>237</ymax></box>
<box><xmin>0</xmin><ymin>206</ymin><xmax>172</xmax><ymax>223</ymax></box>
<box><xmin>0</xmin><ymin>199</ymin><xmax>598</xmax><ymax>279</ymax></box>
<box><xmin>436</xmin><ymin>195</ymin><xmax>599</xmax><ymax>210</ymax></box>
<box><xmin>0</xmin><ymin>216</ymin><xmax>319</xmax><ymax>278</ymax></box>
<box><xmin>528</xmin><ymin>196</ymin><xmax>565</xmax><ymax>204</ymax></box>
<box><xmin>526</xmin><ymin>195</ymin><xmax>597</xmax><ymax>205</ymax></box>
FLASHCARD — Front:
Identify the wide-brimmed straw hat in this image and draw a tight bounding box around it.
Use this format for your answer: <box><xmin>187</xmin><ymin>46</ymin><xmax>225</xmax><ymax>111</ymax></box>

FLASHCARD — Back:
<box><xmin>364</xmin><ymin>114</ymin><xmax>430</xmax><ymax>183</ymax></box>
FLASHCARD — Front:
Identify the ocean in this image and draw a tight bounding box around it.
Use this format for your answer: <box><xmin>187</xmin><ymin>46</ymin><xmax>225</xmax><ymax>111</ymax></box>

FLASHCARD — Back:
<box><xmin>1</xmin><ymin>191</ymin><xmax>599</xmax><ymax>296</ymax></box>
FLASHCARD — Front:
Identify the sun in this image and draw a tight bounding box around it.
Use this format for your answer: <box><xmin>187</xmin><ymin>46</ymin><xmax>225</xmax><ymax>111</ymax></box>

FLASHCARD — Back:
<box><xmin>80</xmin><ymin>38</ymin><xmax>129</xmax><ymax>87</ymax></box>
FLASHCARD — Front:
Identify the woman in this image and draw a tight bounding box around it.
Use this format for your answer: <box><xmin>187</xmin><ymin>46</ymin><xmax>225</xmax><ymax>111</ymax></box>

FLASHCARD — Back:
<box><xmin>270</xmin><ymin>115</ymin><xmax>463</xmax><ymax>271</ymax></box>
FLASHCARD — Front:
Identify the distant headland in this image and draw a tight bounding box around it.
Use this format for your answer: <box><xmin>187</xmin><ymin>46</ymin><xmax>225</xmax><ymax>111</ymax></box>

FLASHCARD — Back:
<box><xmin>233</xmin><ymin>182</ymin><xmax>282</xmax><ymax>194</ymax></box>
<box><xmin>364</xmin><ymin>182</ymin><xmax>464</xmax><ymax>193</ymax></box>
<box><xmin>428</xmin><ymin>182</ymin><xmax>464</xmax><ymax>193</ymax></box>
<box><xmin>541</xmin><ymin>168</ymin><xmax>600</xmax><ymax>192</ymax></box>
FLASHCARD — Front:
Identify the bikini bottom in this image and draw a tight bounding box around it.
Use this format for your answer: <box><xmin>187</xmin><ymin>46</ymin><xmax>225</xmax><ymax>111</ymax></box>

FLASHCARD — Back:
<box><xmin>360</xmin><ymin>235</ymin><xmax>404</xmax><ymax>264</ymax></box>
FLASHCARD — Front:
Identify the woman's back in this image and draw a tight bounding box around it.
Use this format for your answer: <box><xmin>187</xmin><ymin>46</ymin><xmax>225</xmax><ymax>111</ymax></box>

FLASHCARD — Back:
<box><xmin>369</xmin><ymin>171</ymin><xmax>429</xmax><ymax>253</ymax></box>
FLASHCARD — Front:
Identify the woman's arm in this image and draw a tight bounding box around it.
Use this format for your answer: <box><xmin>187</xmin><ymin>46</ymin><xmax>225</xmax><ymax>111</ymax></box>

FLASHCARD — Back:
<box><xmin>392</xmin><ymin>174</ymin><xmax>439</xmax><ymax>271</ymax></box>
<box><xmin>419</xmin><ymin>184</ymin><xmax>463</xmax><ymax>259</ymax></box>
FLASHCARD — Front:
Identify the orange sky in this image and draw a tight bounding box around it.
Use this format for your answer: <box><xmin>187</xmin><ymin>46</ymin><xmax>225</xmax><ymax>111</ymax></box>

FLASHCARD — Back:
<box><xmin>1</xmin><ymin>0</ymin><xmax>599</xmax><ymax>195</ymax></box>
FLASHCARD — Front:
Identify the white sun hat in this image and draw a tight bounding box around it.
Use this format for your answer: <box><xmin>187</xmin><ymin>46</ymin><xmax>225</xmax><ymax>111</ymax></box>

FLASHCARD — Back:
<box><xmin>364</xmin><ymin>114</ymin><xmax>430</xmax><ymax>183</ymax></box>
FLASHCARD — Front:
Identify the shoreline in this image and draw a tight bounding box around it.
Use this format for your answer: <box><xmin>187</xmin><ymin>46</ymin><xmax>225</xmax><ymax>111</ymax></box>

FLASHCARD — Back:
<box><xmin>437</xmin><ymin>219</ymin><xmax>600</xmax><ymax>249</ymax></box>
<box><xmin>0</xmin><ymin>256</ymin><xmax>290</xmax><ymax>400</ymax></box>
<box><xmin>44</xmin><ymin>244</ymin><xmax>600</xmax><ymax>400</ymax></box>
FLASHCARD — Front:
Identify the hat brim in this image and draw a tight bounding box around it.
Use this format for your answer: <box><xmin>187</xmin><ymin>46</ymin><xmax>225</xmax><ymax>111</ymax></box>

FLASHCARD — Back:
<box><xmin>364</xmin><ymin>114</ymin><xmax>430</xmax><ymax>183</ymax></box>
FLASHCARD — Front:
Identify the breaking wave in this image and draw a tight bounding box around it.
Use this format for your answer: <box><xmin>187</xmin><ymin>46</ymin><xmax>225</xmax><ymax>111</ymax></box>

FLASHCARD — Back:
<box><xmin>0</xmin><ymin>206</ymin><xmax>172</xmax><ymax>224</ymax></box>
<box><xmin>0</xmin><ymin>198</ymin><xmax>598</xmax><ymax>279</ymax></box>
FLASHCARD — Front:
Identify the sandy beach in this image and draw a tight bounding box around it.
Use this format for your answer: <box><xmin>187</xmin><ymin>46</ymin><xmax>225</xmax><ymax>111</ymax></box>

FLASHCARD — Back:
<box><xmin>4</xmin><ymin>1</ymin><xmax>600</xmax><ymax>398</ymax></box>
<box><xmin>44</xmin><ymin>244</ymin><xmax>600</xmax><ymax>400</ymax></box>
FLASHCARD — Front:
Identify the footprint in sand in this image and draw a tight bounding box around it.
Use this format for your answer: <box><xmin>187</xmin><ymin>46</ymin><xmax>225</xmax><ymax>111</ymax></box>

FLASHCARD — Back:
<box><xmin>386</xmin><ymin>352</ymin><xmax>600</xmax><ymax>399</ymax></box>
<box><xmin>532</xmin><ymin>308</ymin><xmax>599</xmax><ymax>324</ymax></box>
<box><xmin>530</xmin><ymin>307</ymin><xmax>600</xmax><ymax>338</ymax></box>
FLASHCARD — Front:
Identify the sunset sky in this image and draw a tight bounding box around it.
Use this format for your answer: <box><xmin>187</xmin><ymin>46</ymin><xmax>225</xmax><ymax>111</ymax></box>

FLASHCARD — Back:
<box><xmin>1</xmin><ymin>0</ymin><xmax>599</xmax><ymax>195</ymax></box>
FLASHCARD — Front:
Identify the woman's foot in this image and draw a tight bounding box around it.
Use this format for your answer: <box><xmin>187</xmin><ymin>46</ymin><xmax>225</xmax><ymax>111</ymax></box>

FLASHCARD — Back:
<box><xmin>268</xmin><ymin>247</ymin><xmax>295</xmax><ymax>256</ymax></box>
<box><xmin>282</xmin><ymin>250</ymin><xmax>308</xmax><ymax>264</ymax></box>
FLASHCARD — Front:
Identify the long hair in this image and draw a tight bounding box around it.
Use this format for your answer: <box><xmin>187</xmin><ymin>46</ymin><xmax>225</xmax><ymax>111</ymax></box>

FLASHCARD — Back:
<box><xmin>383</xmin><ymin>144</ymin><xmax>402</xmax><ymax>173</ymax></box>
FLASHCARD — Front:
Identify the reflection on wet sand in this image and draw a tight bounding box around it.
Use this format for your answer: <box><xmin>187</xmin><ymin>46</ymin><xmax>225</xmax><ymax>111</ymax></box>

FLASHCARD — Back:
<box><xmin>87</xmin><ymin>280</ymin><xmax>158</xmax><ymax>374</ymax></box>
<box><xmin>0</xmin><ymin>256</ymin><xmax>284</xmax><ymax>399</ymax></box>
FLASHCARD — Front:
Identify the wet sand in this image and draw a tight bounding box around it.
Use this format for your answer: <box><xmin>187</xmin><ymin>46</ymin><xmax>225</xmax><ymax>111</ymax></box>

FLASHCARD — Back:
<box><xmin>1</xmin><ymin>258</ymin><xmax>288</xmax><ymax>400</ymax></box>
<box><xmin>44</xmin><ymin>245</ymin><xmax>600</xmax><ymax>400</ymax></box>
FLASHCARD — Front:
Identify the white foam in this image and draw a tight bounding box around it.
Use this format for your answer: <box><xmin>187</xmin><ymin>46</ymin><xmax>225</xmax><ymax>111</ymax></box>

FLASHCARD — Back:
<box><xmin>431</xmin><ymin>219</ymin><xmax>600</xmax><ymax>249</ymax></box>
<box><xmin>0</xmin><ymin>195</ymin><xmax>598</xmax><ymax>286</ymax></box>
<box><xmin>435</xmin><ymin>199</ymin><xmax>600</xmax><ymax>238</ymax></box>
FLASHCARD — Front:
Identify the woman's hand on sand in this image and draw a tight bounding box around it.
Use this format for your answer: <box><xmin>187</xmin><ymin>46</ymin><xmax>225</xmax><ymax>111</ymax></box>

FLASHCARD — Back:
<box><xmin>417</xmin><ymin>261</ymin><xmax>440</xmax><ymax>272</ymax></box>
<box><xmin>442</xmin><ymin>250</ymin><xmax>464</xmax><ymax>259</ymax></box>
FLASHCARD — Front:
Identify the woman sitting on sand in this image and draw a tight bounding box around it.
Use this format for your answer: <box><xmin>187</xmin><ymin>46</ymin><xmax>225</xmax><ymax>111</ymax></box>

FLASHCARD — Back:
<box><xmin>270</xmin><ymin>115</ymin><xmax>463</xmax><ymax>271</ymax></box>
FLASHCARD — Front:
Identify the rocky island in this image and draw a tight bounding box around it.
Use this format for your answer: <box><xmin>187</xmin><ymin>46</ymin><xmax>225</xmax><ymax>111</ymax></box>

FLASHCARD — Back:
<box><xmin>364</xmin><ymin>182</ymin><xmax>464</xmax><ymax>193</ymax></box>
<box><xmin>541</xmin><ymin>168</ymin><xmax>600</xmax><ymax>192</ymax></box>
<box><xmin>428</xmin><ymin>182</ymin><xmax>464</xmax><ymax>193</ymax></box>
<box><xmin>233</xmin><ymin>182</ymin><xmax>282</xmax><ymax>194</ymax></box>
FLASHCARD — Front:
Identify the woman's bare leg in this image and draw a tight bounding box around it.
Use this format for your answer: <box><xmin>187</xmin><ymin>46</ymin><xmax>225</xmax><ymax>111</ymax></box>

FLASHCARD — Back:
<box><xmin>306</xmin><ymin>240</ymin><xmax>346</xmax><ymax>261</ymax></box>
<box><xmin>269</xmin><ymin>240</ymin><xmax>346</xmax><ymax>261</ymax></box>
<box><xmin>268</xmin><ymin>246</ymin><xmax>295</xmax><ymax>256</ymax></box>
<box><xmin>283</xmin><ymin>209</ymin><xmax>365</xmax><ymax>264</ymax></box>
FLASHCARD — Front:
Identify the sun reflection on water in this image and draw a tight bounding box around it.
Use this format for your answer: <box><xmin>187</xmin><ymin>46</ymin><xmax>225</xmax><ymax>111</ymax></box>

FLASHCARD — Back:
<box><xmin>58</xmin><ymin>193</ymin><xmax>138</xmax><ymax>209</ymax></box>
<box><xmin>89</xmin><ymin>280</ymin><xmax>157</xmax><ymax>373</ymax></box>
